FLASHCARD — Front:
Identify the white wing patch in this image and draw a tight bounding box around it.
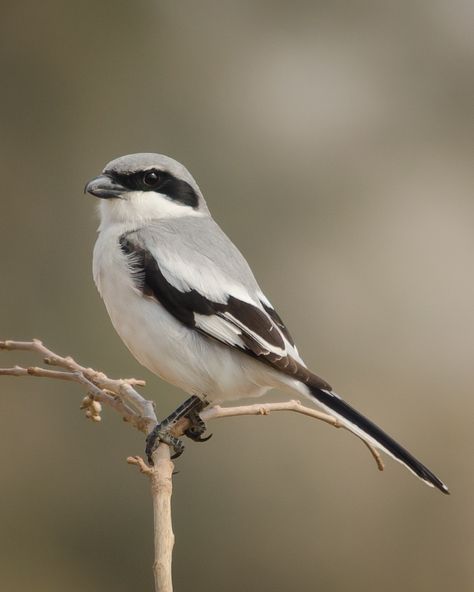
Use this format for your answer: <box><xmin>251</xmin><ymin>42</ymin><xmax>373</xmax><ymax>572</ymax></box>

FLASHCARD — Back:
<box><xmin>194</xmin><ymin>313</ymin><xmax>245</xmax><ymax>348</ymax></box>
<box><xmin>195</xmin><ymin>294</ymin><xmax>306</xmax><ymax>371</ymax></box>
<box><xmin>222</xmin><ymin>311</ymin><xmax>287</xmax><ymax>357</ymax></box>
<box><xmin>257</xmin><ymin>292</ymin><xmax>306</xmax><ymax>366</ymax></box>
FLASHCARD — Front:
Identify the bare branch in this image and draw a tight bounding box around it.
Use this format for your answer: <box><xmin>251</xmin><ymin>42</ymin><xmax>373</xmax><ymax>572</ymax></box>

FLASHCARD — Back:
<box><xmin>201</xmin><ymin>399</ymin><xmax>341</xmax><ymax>426</ymax></box>
<box><xmin>203</xmin><ymin>402</ymin><xmax>384</xmax><ymax>471</ymax></box>
<box><xmin>1</xmin><ymin>339</ymin><xmax>383</xmax><ymax>469</ymax></box>
<box><xmin>1</xmin><ymin>338</ymin><xmax>385</xmax><ymax>592</ymax></box>
<box><xmin>127</xmin><ymin>447</ymin><xmax>175</xmax><ymax>592</ymax></box>
<box><xmin>0</xmin><ymin>339</ymin><xmax>157</xmax><ymax>432</ymax></box>
<box><xmin>360</xmin><ymin>438</ymin><xmax>384</xmax><ymax>471</ymax></box>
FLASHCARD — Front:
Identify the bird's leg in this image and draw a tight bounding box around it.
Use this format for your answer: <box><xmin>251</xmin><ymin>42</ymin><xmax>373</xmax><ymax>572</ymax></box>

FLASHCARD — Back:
<box><xmin>145</xmin><ymin>395</ymin><xmax>208</xmax><ymax>463</ymax></box>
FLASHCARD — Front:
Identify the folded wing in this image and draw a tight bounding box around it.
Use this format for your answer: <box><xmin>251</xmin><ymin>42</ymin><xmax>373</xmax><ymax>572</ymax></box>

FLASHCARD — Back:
<box><xmin>119</xmin><ymin>231</ymin><xmax>330</xmax><ymax>389</ymax></box>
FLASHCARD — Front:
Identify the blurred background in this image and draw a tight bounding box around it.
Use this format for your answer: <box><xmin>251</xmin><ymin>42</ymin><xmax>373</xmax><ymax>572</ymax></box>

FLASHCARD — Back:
<box><xmin>1</xmin><ymin>1</ymin><xmax>473</xmax><ymax>590</ymax></box>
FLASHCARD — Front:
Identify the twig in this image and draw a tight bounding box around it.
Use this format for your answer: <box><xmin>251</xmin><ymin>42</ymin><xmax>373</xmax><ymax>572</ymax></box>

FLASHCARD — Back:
<box><xmin>201</xmin><ymin>400</ymin><xmax>340</xmax><ymax>426</ymax></box>
<box><xmin>1</xmin><ymin>338</ymin><xmax>384</xmax><ymax>592</ymax></box>
<box><xmin>0</xmin><ymin>339</ymin><xmax>156</xmax><ymax>432</ymax></box>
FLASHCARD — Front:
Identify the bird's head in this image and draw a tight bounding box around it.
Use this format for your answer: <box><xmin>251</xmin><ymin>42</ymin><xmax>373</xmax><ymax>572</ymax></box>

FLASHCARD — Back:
<box><xmin>85</xmin><ymin>153</ymin><xmax>209</xmax><ymax>228</ymax></box>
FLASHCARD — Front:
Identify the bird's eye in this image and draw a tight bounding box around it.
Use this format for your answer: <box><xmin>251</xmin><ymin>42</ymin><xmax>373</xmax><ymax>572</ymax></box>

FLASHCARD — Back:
<box><xmin>142</xmin><ymin>170</ymin><xmax>161</xmax><ymax>188</ymax></box>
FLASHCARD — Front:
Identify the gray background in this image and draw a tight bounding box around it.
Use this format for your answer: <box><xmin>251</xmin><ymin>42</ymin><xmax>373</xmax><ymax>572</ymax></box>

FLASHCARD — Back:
<box><xmin>1</xmin><ymin>1</ymin><xmax>473</xmax><ymax>591</ymax></box>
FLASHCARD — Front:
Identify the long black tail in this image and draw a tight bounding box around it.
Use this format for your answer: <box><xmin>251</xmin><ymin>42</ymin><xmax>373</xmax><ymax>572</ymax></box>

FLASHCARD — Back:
<box><xmin>303</xmin><ymin>381</ymin><xmax>449</xmax><ymax>494</ymax></box>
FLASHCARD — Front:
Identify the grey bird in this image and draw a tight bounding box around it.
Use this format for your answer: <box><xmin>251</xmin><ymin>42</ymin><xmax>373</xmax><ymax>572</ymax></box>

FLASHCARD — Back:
<box><xmin>85</xmin><ymin>153</ymin><xmax>449</xmax><ymax>494</ymax></box>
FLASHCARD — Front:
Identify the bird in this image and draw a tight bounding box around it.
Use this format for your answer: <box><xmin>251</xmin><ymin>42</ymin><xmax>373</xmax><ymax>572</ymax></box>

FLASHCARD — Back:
<box><xmin>85</xmin><ymin>152</ymin><xmax>449</xmax><ymax>494</ymax></box>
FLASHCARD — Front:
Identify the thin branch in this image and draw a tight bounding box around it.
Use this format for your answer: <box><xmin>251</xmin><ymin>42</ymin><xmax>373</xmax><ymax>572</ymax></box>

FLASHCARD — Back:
<box><xmin>1</xmin><ymin>338</ymin><xmax>384</xmax><ymax>592</ymax></box>
<box><xmin>360</xmin><ymin>438</ymin><xmax>384</xmax><ymax>472</ymax></box>
<box><xmin>176</xmin><ymin>401</ymin><xmax>382</xmax><ymax>471</ymax></box>
<box><xmin>1</xmin><ymin>339</ymin><xmax>383</xmax><ymax>468</ymax></box>
<box><xmin>201</xmin><ymin>400</ymin><xmax>341</xmax><ymax>426</ymax></box>
<box><xmin>0</xmin><ymin>339</ymin><xmax>157</xmax><ymax>432</ymax></box>
<box><xmin>129</xmin><ymin>447</ymin><xmax>175</xmax><ymax>592</ymax></box>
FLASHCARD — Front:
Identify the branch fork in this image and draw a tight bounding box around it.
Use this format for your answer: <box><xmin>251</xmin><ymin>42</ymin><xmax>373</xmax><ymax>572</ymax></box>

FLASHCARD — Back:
<box><xmin>1</xmin><ymin>338</ymin><xmax>383</xmax><ymax>591</ymax></box>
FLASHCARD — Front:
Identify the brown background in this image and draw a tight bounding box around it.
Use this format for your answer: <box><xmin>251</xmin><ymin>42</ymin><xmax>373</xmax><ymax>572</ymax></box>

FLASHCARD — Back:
<box><xmin>1</xmin><ymin>2</ymin><xmax>473</xmax><ymax>591</ymax></box>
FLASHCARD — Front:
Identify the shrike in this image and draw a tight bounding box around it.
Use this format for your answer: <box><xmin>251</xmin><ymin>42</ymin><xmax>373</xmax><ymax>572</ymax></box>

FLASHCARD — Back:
<box><xmin>85</xmin><ymin>153</ymin><xmax>448</xmax><ymax>494</ymax></box>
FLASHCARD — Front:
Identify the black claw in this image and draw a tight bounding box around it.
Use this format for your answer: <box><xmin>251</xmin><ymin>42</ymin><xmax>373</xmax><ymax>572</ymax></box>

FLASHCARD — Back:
<box><xmin>171</xmin><ymin>447</ymin><xmax>184</xmax><ymax>460</ymax></box>
<box><xmin>185</xmin><ymin>429</ymin><xmax>213</xmax><ymax>443</ymax></box>
<box><xmin>146</xmin><ymin>445</ymin><xmax>155</xmax><ymax>465</ymax></box>
<box><xmin>184</xmin><ymin>406</ymin><xmax>211</xmax><ymax>443</ymax></box>
<box><xmin>145</xmin><ymin>432</ymin><xmax>158</xmax><ymax>464</ymax></box>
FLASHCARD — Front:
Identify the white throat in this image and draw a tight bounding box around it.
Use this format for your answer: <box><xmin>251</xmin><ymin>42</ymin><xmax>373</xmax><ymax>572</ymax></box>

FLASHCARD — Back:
<box><xmin>98</xmin><ymin>191</ymin><xmax>206</xmax><ymax>231</ymax></box>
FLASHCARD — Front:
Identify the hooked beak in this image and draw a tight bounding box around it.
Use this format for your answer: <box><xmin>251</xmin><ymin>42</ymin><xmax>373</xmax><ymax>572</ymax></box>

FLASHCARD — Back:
<box><xmin>84</xmin><ymin>174</ymin><xmax>126</xmax><ymax>199</ymax></box>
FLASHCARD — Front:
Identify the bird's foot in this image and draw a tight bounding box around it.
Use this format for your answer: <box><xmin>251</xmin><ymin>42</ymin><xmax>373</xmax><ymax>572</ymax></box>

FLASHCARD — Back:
<box><xmin>184</xmin><ymin>409</ymin><xmax>212</xmax><ymax>443</ymax></box>
<box><xmin>146</xmin><ymin>423</ymin><xmax>185</xmax><ymax>462</ymax></box>
<box><xmin>145</xmin><ymin>395</ymin><xmax>210</xmax><ymax>463</ymax></box>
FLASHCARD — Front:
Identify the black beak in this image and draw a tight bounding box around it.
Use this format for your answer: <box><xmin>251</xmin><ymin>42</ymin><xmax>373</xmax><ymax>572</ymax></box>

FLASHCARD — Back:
<box><xmin>84</xmin><ymin>175</ymin><xmax>126</xmax><ymax>199</ymax></box>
